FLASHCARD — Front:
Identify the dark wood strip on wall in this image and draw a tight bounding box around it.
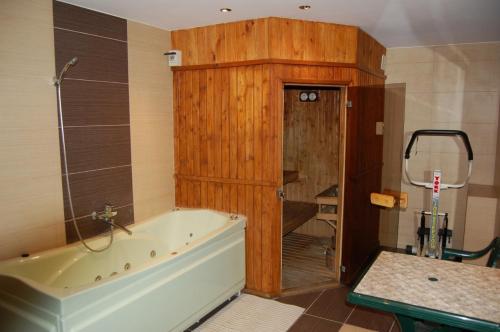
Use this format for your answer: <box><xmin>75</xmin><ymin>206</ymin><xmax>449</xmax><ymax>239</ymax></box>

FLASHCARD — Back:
<box><xmin>53</xmin><ymin>1</ymin><xmax>127</xmax><ymax>41</ymax></box>
<box><xmin>65</xmin><ymin>205</ymin><xmax>133</xmax><ymax>243</ymax></box>
<box><xmin>60</xmin><ymin>80</ymin><xmax>130</xmax><ymax>126</ymax></box>
<box><xmin>54</xmin><ymin>28</ymin><xmax>128</xmax><ymax>83</ymax></box>
<box><xmin>61</xmin><ymin>126</ymin><xmax>132</xmax><ymax>174</ymax></box>
<box><xmin>62</xmin><ymin>166</ymin><xmax>133</xmax><ymax>220</ymax></box>
<box><xmin>54</xmin><ymin>1</ymin><xmax>133</xmax><ymax>242</ymax></box>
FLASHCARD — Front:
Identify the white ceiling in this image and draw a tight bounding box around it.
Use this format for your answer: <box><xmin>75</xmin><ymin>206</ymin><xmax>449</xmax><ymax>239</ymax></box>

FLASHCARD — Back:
<box><xmin>60</xmin><ymin>0</ymin><xmax>500</xmax><ymax>47</ymax></box>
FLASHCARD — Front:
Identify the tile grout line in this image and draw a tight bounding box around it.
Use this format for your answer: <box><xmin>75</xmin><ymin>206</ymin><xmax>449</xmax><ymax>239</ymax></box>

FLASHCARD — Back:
<box><xmin>343</xmin><ymin>304</ymin><xmax>357</xmax><ymax>323</ymax></box>
<box><xmin>60</xmin><ymin>124</ymin><xmax>131</xmax><ymax>128</ymax></box>
<box><xmin>303</xmin><ymin>313</ymin><xmax>345</xmax><ymax>325</ymax></box>
<box><xmin>63</xmin><ymin>77</ymin><xmax>129</xmax><ymax>85</ymax></box>
<box><xmin>54</xmin><ymin>26</ymin><xmax>127</xmax><ymax>43</ymax></box>
<box><xmin>303</xmin><ymin>289</ymin><xmax>325</xmax><ymax>313</ymax></box>
<box><xmin>62</xmin><ymin>164</ymin><xmax>132</xmax><ymax>176</ymax></box>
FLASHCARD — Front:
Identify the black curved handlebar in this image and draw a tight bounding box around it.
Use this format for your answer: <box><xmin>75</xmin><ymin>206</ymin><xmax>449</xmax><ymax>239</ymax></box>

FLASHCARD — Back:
<box><xmin>404</xmin><ymin>130</ymin><xmax>473</xmax><ymax>160</ymax></box>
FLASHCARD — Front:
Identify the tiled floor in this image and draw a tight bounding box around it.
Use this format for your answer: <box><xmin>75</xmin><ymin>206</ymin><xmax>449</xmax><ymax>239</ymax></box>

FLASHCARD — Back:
<box><xmin>277</xmin><ymin>287</ymin><xmax>400</xmax><ymax>332</ymax></box>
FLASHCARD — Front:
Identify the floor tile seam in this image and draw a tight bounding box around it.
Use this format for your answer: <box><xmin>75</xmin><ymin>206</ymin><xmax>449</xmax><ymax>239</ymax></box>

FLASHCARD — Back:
<box><xmin>303</xmin><ymin>312</ymin><xmax>344</xmax><ymax>325</ymax></box>
<box><xmin>343</xmin><ymin>304</ymin><xmax>357</xmax><ymax>323</ymax></box>
<box><xmin>303</xmin><ymin>289</ymin><xmax>325</xmax><ymax>312</ymax></box>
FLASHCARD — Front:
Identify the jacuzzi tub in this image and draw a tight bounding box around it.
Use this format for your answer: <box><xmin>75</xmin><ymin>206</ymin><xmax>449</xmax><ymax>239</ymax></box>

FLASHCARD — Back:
<box><xmin>0</xmin><ymin>209</ymin><xmax>246</xmax><ymax>332</ymax></box>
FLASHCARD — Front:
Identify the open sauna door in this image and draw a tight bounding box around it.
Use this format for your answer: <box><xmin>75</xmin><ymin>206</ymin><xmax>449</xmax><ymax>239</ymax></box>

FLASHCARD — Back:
<box><xmin>341</xmin><ymin>85</ymin><xmax>385</xmax><ymax>285</ymax></box>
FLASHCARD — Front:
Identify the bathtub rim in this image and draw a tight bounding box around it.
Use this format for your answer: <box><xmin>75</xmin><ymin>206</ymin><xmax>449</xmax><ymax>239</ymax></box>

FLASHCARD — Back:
<box><xmin>0</xmin><ymin>208</ymin><xmax>246</xmax><ymax>300</ymax></box>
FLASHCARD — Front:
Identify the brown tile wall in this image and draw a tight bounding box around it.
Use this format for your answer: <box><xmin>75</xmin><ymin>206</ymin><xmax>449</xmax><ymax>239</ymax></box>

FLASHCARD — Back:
<box><xmin>53</xmin><ymin>0</ymin><xmax>134</xmax><ymax>242</ymax></box>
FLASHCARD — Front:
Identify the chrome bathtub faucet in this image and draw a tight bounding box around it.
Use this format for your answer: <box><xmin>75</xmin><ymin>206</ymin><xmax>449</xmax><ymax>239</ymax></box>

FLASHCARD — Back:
<box><xmin>91</xmin><ymin>205</ymin><xmax>133</xmax><ymax>236</ymax></box>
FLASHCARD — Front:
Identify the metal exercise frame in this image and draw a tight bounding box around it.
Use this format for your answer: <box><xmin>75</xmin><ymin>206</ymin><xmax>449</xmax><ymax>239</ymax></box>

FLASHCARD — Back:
<box><xmin>404</xmin><ymin>130</ymin><xmax>473</xmax><ymax>258</ymax></box>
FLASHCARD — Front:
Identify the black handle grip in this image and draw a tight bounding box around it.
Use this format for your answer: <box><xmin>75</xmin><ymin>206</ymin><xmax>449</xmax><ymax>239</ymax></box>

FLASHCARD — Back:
<box><xmin>404</xmin><ymin>129</ymin><xmax>473</xmax><ymax>160</ymax></box>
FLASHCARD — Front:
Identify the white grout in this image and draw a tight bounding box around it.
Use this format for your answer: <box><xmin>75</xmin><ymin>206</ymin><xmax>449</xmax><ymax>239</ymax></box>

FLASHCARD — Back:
<box><xmin>62</xmin><ymin>164</ymin><xmax>131</xmax><ymax>177</ymax></box>
<box><xmin>303</xmin><ymin>313</ymin><xmax>344</xmax><ymax>325</ymax></box>
<box><xmin>54</xmin><ymin>27</ymin><xmax>127</xmax><ymax>43</ymax></box>
<box><xmin>62</xmin><ymin>77</ymin><xmax>128</xmax><ymax>85</ymax></box>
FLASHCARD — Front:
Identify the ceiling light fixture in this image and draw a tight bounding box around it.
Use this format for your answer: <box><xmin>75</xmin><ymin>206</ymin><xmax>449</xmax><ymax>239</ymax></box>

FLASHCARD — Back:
<box><xmin>220</xmin><ymin>8</ymin><xmax>232</xmax><ymax>13</ymax></box>
<box><xmin>299</xmin><ymin>5</ymin><xmax>311</xmax><ymax>10</ymax></box>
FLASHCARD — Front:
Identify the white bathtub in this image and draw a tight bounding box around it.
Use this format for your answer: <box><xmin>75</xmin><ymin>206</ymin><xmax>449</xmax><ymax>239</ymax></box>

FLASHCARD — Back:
<box><xmin>0</xmin><ymin>209</ymin><xmax>246</xmax><ymax>332</ymax></box>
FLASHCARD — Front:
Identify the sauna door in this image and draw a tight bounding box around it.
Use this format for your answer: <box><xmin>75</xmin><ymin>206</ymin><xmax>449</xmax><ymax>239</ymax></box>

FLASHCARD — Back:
<box><xmin>341</xmin><ymin>85</ymin><xmax>384</xmax><ymax>284</ymax></box>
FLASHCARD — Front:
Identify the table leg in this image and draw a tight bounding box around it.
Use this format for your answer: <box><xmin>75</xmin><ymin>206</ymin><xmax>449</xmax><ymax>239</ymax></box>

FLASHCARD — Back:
<box><xmin>395</xmin><ymin>314</ymin><xmax>416</xmax><ymax>332</ymax></box>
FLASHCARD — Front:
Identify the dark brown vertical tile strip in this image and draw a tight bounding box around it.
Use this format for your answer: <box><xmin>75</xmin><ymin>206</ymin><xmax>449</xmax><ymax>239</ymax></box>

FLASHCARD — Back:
<box><xmin>60</xmin><ymin>80</ymin><xmax>130</xmax><ymax>126</ymax></box>
<box><xmin>60</xmin><ymin>126</ymin><xmax>132</xmax><ymax>173</ymax></box>
<box><xmin>53</xmin><ymin>1</ymin><xmax>133</xmax><ymax>243</ymax></box>
<box><xmin>53</xmin><ymin>1</ymin><xmax>127</xmax><ymax>41</ymax></box>
<box><xmin>54</xmin><ymin>29</ymin><xmax>128</xmax><ymax>83</ymax></box>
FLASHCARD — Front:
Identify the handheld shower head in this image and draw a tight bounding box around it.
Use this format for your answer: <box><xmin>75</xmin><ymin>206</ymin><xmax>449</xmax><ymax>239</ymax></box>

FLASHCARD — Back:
<box><xmin>54</xmin><ymin>57</ymin><xmax>79</xmax><ymax>85</ymax></box>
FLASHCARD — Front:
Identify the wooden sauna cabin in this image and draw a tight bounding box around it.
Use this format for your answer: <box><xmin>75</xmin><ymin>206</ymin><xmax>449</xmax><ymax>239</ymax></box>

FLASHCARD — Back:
<box><xmin>171</xmin><ymin>17</ymin><xmax>385</xmax><ymax>296</ymax></box>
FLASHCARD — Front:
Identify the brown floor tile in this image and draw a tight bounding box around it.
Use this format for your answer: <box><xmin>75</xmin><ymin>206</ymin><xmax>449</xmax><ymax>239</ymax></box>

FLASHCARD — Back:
<box><xmin>277</xmin><ymin>291</ymin><xmax>323</xmax><ymax>308</ymax></box>
<box><xmin>288</xmin><ymin>315</ymin><xmax>342</xmax><ymax>332</ymax></box>
<box><xmin>306</xmin><ymin>287</ymin><xmax>354</xmax><ymax>323</ymax></box>
<box><xmin>346</xmin><ymin>307</ymin><xmax>395</xmax><ymax>332</ymax></box>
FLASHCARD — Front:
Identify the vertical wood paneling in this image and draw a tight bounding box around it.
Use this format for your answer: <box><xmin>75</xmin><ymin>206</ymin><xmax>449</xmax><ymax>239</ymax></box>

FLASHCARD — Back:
<box><xmin>245</xmin><ymin>67</ymin><xmax>254</xmax><ymax>181</ymax></box>
<box><xmin>206</xmin><ymin>69</ymin><xmax>215</xmax><ymax>177</ymax></box>
<box><xmin>221</xmin><ymin>69</ymin><xmax>230</xmax><ymax>178</ymax></box>
<box><xmin>199</xmin><ymin>70</ymin><xmax>208</xmax><ymax>177</ymax></box>
<box><xmin>236</xmin><ymin>67</ymin><xmax>247</xmax><ymax>180</ymax></box>
<box><xmin>229</xmin><ymin>68</ymin><xmax>238</xmax><ymax>179</ymax></box>
<box><xmin>192</xmin><ymin>70</ymin><xmax>200</xmax><ymax>177</ymax></box>
<box><xmin>174</xmin><ymin>27</ymin><xmax>385</xmax><ymax>294</ymax></box>
<box><xmin>172</xmin><ymin>18</ymin><xmax>365</xmax><ymax>67</ymax></box>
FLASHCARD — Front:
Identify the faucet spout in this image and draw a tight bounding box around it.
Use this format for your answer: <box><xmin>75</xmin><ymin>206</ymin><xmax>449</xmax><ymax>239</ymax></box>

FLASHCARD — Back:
<box><xmin>92</xmin><ymin>204</ymin><xmax>133</xmax><ymax>236</ymax></box>
<box><xmin>102</xmin><ymin>219</ymin><xmax>133</xmax><ymax>236</ymax></box>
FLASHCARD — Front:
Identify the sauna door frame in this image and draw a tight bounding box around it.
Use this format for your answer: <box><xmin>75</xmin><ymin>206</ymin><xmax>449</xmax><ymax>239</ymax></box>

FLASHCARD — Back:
<box><xmin>279</xmin><ymin>80</ymin><xmax>349</xmax><ymax>289</ymax></box>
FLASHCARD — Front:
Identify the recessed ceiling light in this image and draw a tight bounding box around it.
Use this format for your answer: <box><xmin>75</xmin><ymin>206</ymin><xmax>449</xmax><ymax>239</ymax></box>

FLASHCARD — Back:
<box><xmin>220</xmin><ymin>8</ymin><xmax>232</xmax><ymax>13</ymax></box>
<box><xmin>299</xmin><ymin>5</ymin><xmax>311</xmax><ymax>10</ymax></box>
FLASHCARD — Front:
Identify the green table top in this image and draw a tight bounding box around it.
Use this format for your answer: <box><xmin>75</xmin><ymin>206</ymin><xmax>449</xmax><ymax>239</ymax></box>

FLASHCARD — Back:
<box><xmin>348</xmin><ymin>251</ymin><xmax>500</xmax><ymax>332</ymax></box>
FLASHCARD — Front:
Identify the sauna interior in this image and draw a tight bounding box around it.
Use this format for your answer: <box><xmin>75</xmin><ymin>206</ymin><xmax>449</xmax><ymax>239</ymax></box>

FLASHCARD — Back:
<box><xmin>282</xmin><ymin>85</ymin><xmax>343</xmax><ymax>290</ymax></box>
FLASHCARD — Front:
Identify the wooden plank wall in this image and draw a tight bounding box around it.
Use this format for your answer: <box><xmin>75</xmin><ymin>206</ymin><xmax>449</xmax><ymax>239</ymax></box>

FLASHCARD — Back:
<box><xmin>171</xmin><ymin>19</ymin><xmax>269</xmax><ymax>66</ymax></box>
<box><xmin>174</xmin><ymin>65</ymin><xmax>282</xmax><ymax>293</ymax></box>
<box><xmin>283</xmin><ymin>88</ymin><xmax>340</xmax><ymax>238</ymax></box>
<box><xmin>172</xmin><ymin>18</ymin><xmax>386</xmax><ymax>294</ymax></box>
<box><xmin>171</xmin><ymin>17</ymin><xmax>360</xmax><ymax>67</ymax></box>
<box><xmin>283</xmin><ymin>88</ymin><xmax>340</xmax><ymax>203</ymax></box>
<box><xmin>267</xmin><ymin>18</ymin><xmax>358</xmax><ymax>64</ymax></box>
<box><xmin>356</xmin><ymin>29</ymin><xmax>386</xmax><ymax>78</ymax></box>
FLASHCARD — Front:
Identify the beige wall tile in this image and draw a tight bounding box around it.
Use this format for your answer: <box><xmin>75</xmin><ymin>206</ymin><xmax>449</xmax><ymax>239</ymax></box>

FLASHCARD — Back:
<box><xmin>464</xmin><ymin>61</ymin><xmax>500</xmax><ymax>92</ymax></box>
<box><xmin>388</xmin><ymin>41</ymin><xmax>500</xmax><ymax>249</ymax></box>
<box><xmin>464</xmin><ymin>196</ymin><xmax>497</xmax><ymax>266</ymax></box>
<box><xmin>128</xmin><ymin>21</ymin><xmax>175</xmax><ymax>223</ymax></box>
<box><xmin>0</xmin><ymin>222</ymin><xmax>65</xmax><ymax>260</ymax></box>
<box><xmin>385</xmin><ymin>62</ymin><xmax>434</xmax><ymax>93</ymax></box>
<box><xmin>434</xmin><ymin>42</ymin><xmax>500</xmax><ymax>62</ymax></box>
<box><xmin>386</xmin><ymin>47</ymin><xmax>434</xmax><ymax>64</ymax></box>
<box><xmin>432</xmin><ymin>60</ymin><xmax>466</xmax><ymax>93</ymax></box>
<box><xmin>0</xmin><ymin>0</ymin><xmax>65</xmax><ymax>260</ymax></box>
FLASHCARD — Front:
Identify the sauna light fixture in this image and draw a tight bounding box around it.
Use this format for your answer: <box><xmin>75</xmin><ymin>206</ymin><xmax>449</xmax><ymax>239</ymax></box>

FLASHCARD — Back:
<box><xmin>299</xmin><ymin>5</ymin><xmax>311</xmax><ymax>10</ymax></box>
<box><xmin>220</xmin><ymin>7</ymin><xmax>232</xmax><ymax>12</ymax></box>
